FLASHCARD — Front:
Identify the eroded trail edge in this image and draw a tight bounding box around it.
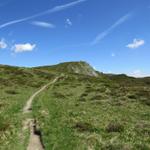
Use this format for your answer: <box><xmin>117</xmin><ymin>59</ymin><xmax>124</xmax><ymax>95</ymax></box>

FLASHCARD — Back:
<box><xmin>23</xmin><ymin>77</ymin><xmax>59</xmax><ymax>150</ymax></box>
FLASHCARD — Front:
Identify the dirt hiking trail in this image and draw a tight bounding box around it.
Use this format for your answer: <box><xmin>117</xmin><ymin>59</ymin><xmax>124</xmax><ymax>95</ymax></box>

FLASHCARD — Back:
<box><xmin>22</xmin><ymin>77</ymin><xmax>59</xmax><ymax>150</ymax></box>
<box><xmin>23</xmin><ymin>77</ymin><xmax>58</xmax><ymax>114</ymax></box>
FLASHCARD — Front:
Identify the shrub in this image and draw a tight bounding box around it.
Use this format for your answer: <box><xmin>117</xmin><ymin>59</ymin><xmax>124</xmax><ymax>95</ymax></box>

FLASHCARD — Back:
<box><xmin>53</xmin><ymin>92</ymin><xmax>66</xmax><ymax>99</ymax></box>
<box><xmin>134</xmin><ymin>144</ymin><xmax>150</xmax><ymax>150</ymax></box>
<box><xmin>80</xmin><ymin>92</ymin><xmax>88</xmax><ymax>97</ymax></box>
<box><xmin>78</xmin><ymin>97</ymin><xmax>86</xmax><ymax>102</ymax></box>
<box><xmin>106</xmin><ymin>121</ymin><xmax>124</xmax><ymax>133</ymax></box>
<box><xmin>0</xmin><ymin>102</ymin><xmax>7</xmax><ymax>108</ymax></box>
<box><xmin>73</xmin><ymin>122</ymin><xmax>96</xmax><ymax>132</ymax></box>
<box><xmin>127</xmin><ymin>94</ymin><xmax>137</xmax><ymax>99</ymax></box>
<box><xmin>5</xmin><ymin>90</ymin><xmax>18</xmax><ymax>95</ymax></box>
<box><xmin>140</xmin><ymin>98</ymin><xmax>150</xmax><ymax>106</ymax></box>
<box><xmin>0</xmin><ymin>117</ymin><xmax>10</xmax><ymax>132</ymax></box>
<box><xmin>90</xmin><ymin>95</ymin><xmax>104</xmax><ymax>101</ymax></box>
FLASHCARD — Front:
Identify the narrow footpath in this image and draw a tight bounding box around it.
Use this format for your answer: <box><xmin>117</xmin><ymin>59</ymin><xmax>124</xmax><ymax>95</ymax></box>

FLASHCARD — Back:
<box><xmin>22</xmin><ymin>77</ymin><xmax>58</xmax><ymax>150</ymax></box>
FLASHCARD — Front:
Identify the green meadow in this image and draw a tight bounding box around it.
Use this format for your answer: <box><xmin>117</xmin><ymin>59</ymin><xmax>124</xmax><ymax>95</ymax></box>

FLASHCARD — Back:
<box><xmin>32</xmin><ymin>73</ymin><xmax>150</xmax><ymax>150</ymax></box>
<box><xmin>0</xmin><ymin>62</ymin><xmax>150</xmax><ymax>150</ymax></box>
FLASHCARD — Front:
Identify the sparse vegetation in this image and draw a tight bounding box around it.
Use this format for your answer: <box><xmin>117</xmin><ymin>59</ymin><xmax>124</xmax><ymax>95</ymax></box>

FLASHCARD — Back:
<box><xmin>32</xmin><ymin>68</ymin><xmax>150</xmax><ymax>150</ymax></box>
<box><xmin>106</xmin><ymin>121</ymin><xmax>124</xmax><ymax>133</ymax></box>
<box><xmin>73</xmin><ymin>122</ymin><xmax>97</xmax><ymax>132</ymax></box>
<box><xmin>0</xmin><ymin>65</ymin><xmax>54</xmax><ymax>149</ymax></box>
<box><xmin>1</xmin><ymin>62</ymin><xmax>150</xmax><ymax>149</ymax></box>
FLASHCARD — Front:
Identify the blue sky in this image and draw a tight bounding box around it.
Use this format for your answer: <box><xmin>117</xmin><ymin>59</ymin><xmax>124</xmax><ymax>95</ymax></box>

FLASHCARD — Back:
<box><xmin>0</xmin><ymin>0</ymin><xmax>150</xmax><ymax>77</ymax></box>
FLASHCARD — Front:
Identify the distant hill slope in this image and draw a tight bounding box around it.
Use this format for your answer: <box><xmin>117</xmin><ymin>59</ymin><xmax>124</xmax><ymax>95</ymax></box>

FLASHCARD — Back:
<box><xmin>35</xmin><ymin>61</ymin><xmax>150</xmax><ymax>87</ymax></box>
<box><xmin>1</xmin><ymin>61</ymin><xmax>150</xmax><ymax>87</ymax></box>
<box><xmin>35</xmin><ymin>61</ymin><xmax>99</xmax><ymax>77</ymax></box>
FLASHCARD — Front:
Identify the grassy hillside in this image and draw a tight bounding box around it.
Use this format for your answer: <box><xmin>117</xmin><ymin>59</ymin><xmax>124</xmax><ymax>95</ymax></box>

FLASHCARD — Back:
<box><xmin>0</xmin><ymin>65</ymin><xmax>54</xmax><ymax>149</ymax></box>
<box><xmin>0</xmin><ymin>62</ymin><xmax>150</xmax><ymax>150</ymax></box>
<box><xmin>32</xmin><ymin>74</ymin><xmax>150</xmax><ymax>150</ymax></box>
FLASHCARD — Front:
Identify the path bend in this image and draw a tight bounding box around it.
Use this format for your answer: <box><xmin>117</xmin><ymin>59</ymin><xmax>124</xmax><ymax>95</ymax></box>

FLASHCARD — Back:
<box><xmin>22</xmin><ymin>77</ymin><xmax>59</xmax><ymax>150</ymax></box>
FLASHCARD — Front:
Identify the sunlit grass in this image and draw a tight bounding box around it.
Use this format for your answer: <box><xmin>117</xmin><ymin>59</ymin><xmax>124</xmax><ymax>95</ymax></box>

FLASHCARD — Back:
<box><xmin>33</xmin><ymin>74</ymin><xmax>150</xmax><ymax>150</ymax></box>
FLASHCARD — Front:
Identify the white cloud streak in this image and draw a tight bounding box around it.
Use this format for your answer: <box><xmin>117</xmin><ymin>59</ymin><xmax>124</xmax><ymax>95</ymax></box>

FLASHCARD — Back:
<box><xmin>128</xmin><ymin>69</ymin><xmax>149</xmax><ymax>78</ymax></box>
<box><xmin>66</xmin><ymin>18</ymin><xmax>73</xmax><ymax>26</ymax></box>
<box><xmin>0</xmin><ymin>39</ymin><xmax>7</xmax><ymax>49</ymax></box>
<box><xmin>49</xmin><ymin>0</ymin><xmax>87</xmax><ymax>13</ymax></box>
<box><xmin>31</xmin><ymin>21</ymin><xmax>55</xmax><ymax>28</ymax></box>
<box><xmin>12</xmin><ymin>43</ymin><xmax>36</xmax><ymax>53</ymax></box>
<box><xmin>91</xmin><ymin>13</ymin><xmax>132</xmax><ymax>45</ymax></box>
<box><xmin>0</xmin><ymin>0</ymin><xmax>87</xmax><ymax>29</ymax></box>
<box><xmin>126</xmin><ymin>39</ymin><xmax>145</xmax><ymax>49</ymax></box>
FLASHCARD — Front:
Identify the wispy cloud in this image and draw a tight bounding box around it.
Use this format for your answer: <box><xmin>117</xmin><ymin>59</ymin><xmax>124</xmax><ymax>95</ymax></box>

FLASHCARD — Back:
<box><xmin>0</xmin><ymin>39</ymin><xmax>7</xmax><ymax>49</ymax></box>
<box><xmin>65</xmin><ymin>18</ymin><xmax>73</xmax><ymax>27</ymax></box>
<box><xmin>49</xmin><ymin>0</ymin><xmax>87</xmax><ymax>13</ymax></box>
<box><xmin>111</xmin><ymin>53</ymin><xmax>115</xmax><ymax>57</ymax></box>
<box><xmin>91</xmin><ymin>12</ymin><xmax>132</xmax><ymax>45</ymax></box>
<box><xmin>128</xmin><ymin>69</ymin><xmax>149</xmax><ymax>78</ymax></box>
<box><xmin>0</xmin><ymin>18</ymin><xmax>30</xmax><ymax>29</ymax></box>
<box><xmin>31</xmin><ymin>21</ymin><xmax>55</xmax><ymax>28</ymax></box>
<box><xmin>66</xmin><ymin>19</ymin><xmax>72</xmax><ymax>26</ymax></box>
<box><xmin>126</xmin><ymin>39</ymin><xmax>145</xmax><ymax>49</ymax></box>
<box><xmin>12</xmin><ymin>43</ymin><xmax>36</xmax><ymax>53</ymax></box>
<box><xmin>0</xmin><ymin>0</ymin><xmax>87</xmax><ymax>29</ymax></box>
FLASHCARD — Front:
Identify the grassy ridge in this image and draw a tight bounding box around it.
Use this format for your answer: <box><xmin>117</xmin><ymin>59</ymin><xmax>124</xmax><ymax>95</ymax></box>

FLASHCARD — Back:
<box><xmin>0</xmin><ymin>65</ymin><xmax>54</xmax><ymax>150</ymax></box>
<box><xmin>32</xmin><ymin>74</ymin><xmax>150</xmax><ymax>150</ymax></box>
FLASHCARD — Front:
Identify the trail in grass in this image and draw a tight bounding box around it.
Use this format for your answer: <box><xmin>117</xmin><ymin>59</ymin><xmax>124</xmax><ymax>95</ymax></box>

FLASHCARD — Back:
<box><xmin>23</xmin><ymin>77</ymin><xmax>59</xmax><ymax>150</ymax></box>
<box><xmin>23</xmin><ymin>78</ymin><xmax>58</xmax><ymax>113</ymax></box>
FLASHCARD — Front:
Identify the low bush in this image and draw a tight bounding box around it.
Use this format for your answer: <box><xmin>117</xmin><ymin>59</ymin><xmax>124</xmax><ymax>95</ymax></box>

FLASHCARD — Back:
<box><xmin>106</xmin><ymin>121</ymin><xmax>124</xmax><ymax>133</ymax></box>
<box><xmin>73</xmin><ymin>122</ymin><xmax>96</xmax><ymax>132</ymax></box>
<box><xmin>5</xmin><ymin>90</ymin><xmax>18</xmax><ymax>95</ymax></box>
<box><xmin>90</xmin><ymin>94</ymin><xmax>105</xmax><ymax>101</ymax></box>
<box><xmin>53</xmin><ymin>92</ymin><xmax>66</xmax><ymax>99</ymax></box>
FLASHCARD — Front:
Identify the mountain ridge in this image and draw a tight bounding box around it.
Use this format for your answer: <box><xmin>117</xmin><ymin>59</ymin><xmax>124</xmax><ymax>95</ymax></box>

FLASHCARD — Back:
<box><xmin>1</xmin><ymin>61</ymin><xmax>150</xmax><ymax>78</ymax></box>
